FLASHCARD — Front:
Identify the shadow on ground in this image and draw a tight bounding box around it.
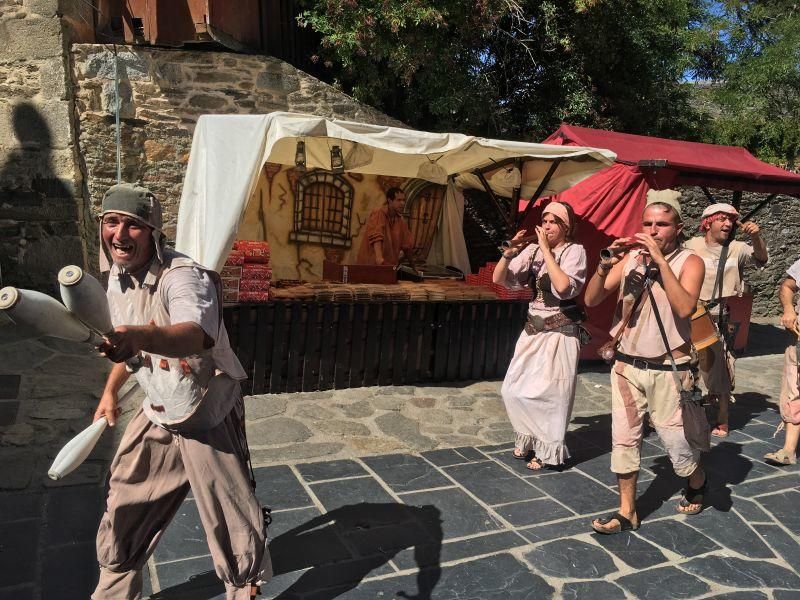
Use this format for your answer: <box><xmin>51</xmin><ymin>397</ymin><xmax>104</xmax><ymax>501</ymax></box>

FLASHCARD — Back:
<box><xmin>151</xmin><ymin>503</ymin><xmax>442</xmax><ymax>600</ymax></box>
<box><xmin>740</xmin><ymin>322</ymin><xmax>792</xmax><ymax>357</ymax></box>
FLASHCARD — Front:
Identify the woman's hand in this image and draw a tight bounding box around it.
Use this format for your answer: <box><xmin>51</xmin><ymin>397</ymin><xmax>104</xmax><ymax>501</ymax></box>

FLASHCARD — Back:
<box><xmin>507</xmin><ymin>229</ymin><xmax>530</xmax><ymax>249</ymax></box>
<box><xmin>535</xmin><ymin>225</ymin><xmax>551</xmax><ymax>252</ymax></box>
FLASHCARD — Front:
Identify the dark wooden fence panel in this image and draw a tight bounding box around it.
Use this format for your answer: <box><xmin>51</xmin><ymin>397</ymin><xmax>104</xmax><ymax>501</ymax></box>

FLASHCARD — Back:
<box><xmin>302</xmin><ymin>303</ymin><xmax>321</xmax><ymax>391</ymax></box>
<box><xmin>286</xmin><ymin>303</ymin><xmax>305</xmax><ymax>393</ymax></box>
<box><xmin>319</xmin><ymin>303</ymin><xmax>337</xmax><ymax>390</ymax></box>
<box><xmin>269</xmin><ymin>303</ymin><xmax>288</xmax><ymax>393</ymax></box>
<box><xmin>333</xmin><ymin>304</ymin><xmax>352</xmax><ymax>389</ymax></box>
<box><xmin>224</xmin><ymin>300</ymin><xmax>528</xmax><ymax>393</ymax></box>
<box><xmin>406</xmin><ymin>303</ymin><xmax>423</xmax><ymax>383</ymax></box>
<box><xmin>363</xmin><ymin>304</ymin><xmax>382</xmax><ymax>387</ymax></box>
<box><xmin>350</xmin><ymin>303</ymin><xmax>367</xmax><ymax>387</ymax></box>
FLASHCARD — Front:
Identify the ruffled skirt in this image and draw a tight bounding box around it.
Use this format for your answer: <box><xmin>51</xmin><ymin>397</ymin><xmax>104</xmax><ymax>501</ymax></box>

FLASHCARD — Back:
<box><xmin>501</xmin><ymin>323</ymin><xmax>580</xmax><ymax>465</ymax></box>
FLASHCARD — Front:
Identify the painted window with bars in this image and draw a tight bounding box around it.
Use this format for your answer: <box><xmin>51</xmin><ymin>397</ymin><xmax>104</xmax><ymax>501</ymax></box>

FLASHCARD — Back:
<box><xmin>289</xmin><ymin>171</ymin><xmax>353</xmax><ymax>247</ymax></box>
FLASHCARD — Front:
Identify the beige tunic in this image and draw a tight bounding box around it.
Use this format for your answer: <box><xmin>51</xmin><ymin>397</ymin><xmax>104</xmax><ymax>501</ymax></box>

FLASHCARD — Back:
<box><xmin>608</xmin><ymin>248</ymin><xmax>705</xmax><ymax>476</ymax></box>
<box><xmin>683</xmin><ymin>238</ymin><xmax>764</xmax><ymax>302</ymax></box>
<box><xmin>107</xmin><ymin>248</ymin><xmax>247</xmax><ymax>430</ymax></box>
<box><xmin>611</xmin><ymin>249</ymin><xmax>694</xmax><ymax>359</ymax></box>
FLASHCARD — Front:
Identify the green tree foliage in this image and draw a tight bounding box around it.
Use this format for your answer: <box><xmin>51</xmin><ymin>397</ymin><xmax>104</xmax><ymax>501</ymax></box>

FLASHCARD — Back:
<box><xmin>698</xmin><ymin>2</ymin><xmax>800</xmax><ymax>168</ymax></box>
<box><xmin>297</xmin><ymin>0</ymin><xmax>708</xmax><ymax>141</ymax></box>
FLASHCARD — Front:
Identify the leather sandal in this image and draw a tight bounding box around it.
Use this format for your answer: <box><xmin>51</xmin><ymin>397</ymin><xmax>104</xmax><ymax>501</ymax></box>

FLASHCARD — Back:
<box><xmin>513</xmin><ymin>448</ymin><xmax>530</xmax><ymax>460</ymax></box>
<box><xmin>591</xmin><ymin>512</ymin><xmax>639</xmax><ymax>534</ymax></box>
<box><xmin>526</xmin><ymin>457</ymin><xmax>544</xmax><ymax>471</ymax></box>
<box><xmin>677</xmin><ymin>476</ymin><xmax>707</xmax><ymax>515</ymax></box>
<box><xmin>764</xmin><ymin>448</ymin><xmax>797</xmax><ymax>466</ymax></box>
<box><xmin>711</xmin><ymin>423</ymin><xmax>729</xmax><ymax>438</ymax></box>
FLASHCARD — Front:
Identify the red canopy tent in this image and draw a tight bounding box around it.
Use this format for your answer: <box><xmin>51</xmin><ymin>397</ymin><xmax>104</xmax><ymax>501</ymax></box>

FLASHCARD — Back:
<box><xmin>518</xmin><ymin>124</ymin><xmax>800</xmax><ymax>358</ymax></box>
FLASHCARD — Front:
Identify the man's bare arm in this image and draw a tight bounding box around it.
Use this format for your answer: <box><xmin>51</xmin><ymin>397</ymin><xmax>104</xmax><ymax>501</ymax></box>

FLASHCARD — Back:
<box><xmin>100</xmin><ymin>322</ymin><xmax>208</xmax><ymax>363</ymax></box>
<box><xmin>663</xmin><ymin>253</ymin><xmax>704</xmax><ymax>318</ymax></box>
<box><xmin>584</xmin><ymin>259</ymin><xmax>624</xmax><ymax>307</ymax></box>
<box><xmin>93</xmin><ymin>361</ymin><xmax>130</xmax><ymax>425</ymax></box>
<box><xmin>779</xmin><ymin>277</ymin><xmax>799</xmax><ymax>331</ymax></box>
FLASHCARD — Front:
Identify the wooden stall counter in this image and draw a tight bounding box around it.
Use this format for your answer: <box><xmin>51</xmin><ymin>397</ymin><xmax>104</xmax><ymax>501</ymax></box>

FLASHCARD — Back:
<box><xmin>223</xmin><ymin>280</ymin><xmax>528</xmax><ymax>394</ymax></box>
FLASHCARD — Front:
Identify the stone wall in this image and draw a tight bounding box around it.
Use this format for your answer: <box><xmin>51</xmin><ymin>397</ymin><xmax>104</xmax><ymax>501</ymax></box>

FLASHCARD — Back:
<box><xmin>0</xmin><ymin>0</ymin><xmax>87</xmax><ymax>291</ymax></box>
<box><xmin>69</xmin><ymin>44</ymin><xmax>405</xmax><ymax>268</ymax></box>
<box><xmin>679</xmin><ymin>187</ymin><xmax>800</xmax><ymax>316</ymax></box>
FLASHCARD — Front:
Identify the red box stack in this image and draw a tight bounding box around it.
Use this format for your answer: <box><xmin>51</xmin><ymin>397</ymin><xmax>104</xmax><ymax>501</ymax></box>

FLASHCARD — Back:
<box><xmin>466</xmin><ymin>261</ymin><xmax>532</xmax><ymax>301</ymax></box>
<box><xmin>233</xmin><ymin>240</ymin><xmax>272</xmax><ymax>302</ymax></box>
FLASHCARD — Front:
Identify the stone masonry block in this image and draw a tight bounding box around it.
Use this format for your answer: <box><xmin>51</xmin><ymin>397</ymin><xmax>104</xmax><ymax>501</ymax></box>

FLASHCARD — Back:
<box><xmin>256</xmin><ymin>71</ymin><xmax>299</xmax><ymax>93</ymax></box>
<box><xmin>188</xmin><ymin>93</ymin><xmax>228</xmax><ymax>110</ymax></box>
<box><xmin>82</xmin><ymin>49</ymin><xmax>149</xmax><ymax>82</ymax></box>
<box><xmin>0</xmin><ymin>15</ymin><xmax>62</xmax><ymax>60</ymax></box>
<box><xmin>100</xmin><ymin>80</ymin><xmax>134</xmax><ymax>118</ymax></box>
<box><xmin>23</xmin><ymin>0</ymin><xmax>59</xmax><ymax>18</ymax></box>
<box><xmin>39</xmin><ymin>57</ymin><xmax>67</xmax><ymax>100</ymax></box>
<box><xmin>32</xmin><ymin>99</ymin><xmax>72</xmax><ymax>149</ymax></box>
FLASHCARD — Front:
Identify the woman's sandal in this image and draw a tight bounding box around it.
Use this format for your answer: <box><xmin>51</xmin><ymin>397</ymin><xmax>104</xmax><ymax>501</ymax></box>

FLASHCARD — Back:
<box><xmin>711</xmin><ymin>423</ymin><xmax>729</xmax><ymax>438</ymax></box>
<box><xmin>591</xmin><ymin>512</ymin><xmax>639</xmax><ymax>535</ymax></box>
<box><xmin>677</xmin><ymin>476</ymin><xmax>707</xmax><ymax>515</ymax></box>
<box><xmin>526</xmin><ymin>457</ymin><xmax>544</xmax><ymax>471</ymax></box>
<box><xmin>763</xmin><ymin>448</ymin><xmax>797</xmax><ymax>466</ymax></box>
<box><xmin>512</xmin><ymin>448</ymin><xmax>530</xmax><ymax>460</ymax></box>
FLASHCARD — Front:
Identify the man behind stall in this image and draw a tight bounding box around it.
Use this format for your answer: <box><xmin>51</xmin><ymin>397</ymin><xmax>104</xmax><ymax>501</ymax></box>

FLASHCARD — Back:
<box><xmin>357</xmin><ymin>187</ymin><xmax>415</xmax><ymax>266</ymax></box>
<box><xmin>684</xmin><ymin>203</ymin><xmax>767</xmax><ymax>437</ymax></box>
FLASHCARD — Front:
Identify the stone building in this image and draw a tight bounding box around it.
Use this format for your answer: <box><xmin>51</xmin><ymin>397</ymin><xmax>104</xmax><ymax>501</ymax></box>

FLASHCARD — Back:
<box><xmin>0</xmin><ymin>0</ymin><xmax>797</xmax><ymax>315</ymax></box>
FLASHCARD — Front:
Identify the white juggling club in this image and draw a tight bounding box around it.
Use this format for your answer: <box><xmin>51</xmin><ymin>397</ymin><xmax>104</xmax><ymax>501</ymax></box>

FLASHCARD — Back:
<box><xmin>58</xmin><ymin>265</ymin><xmax>114</xmax><ymax>335</ymax></box>
<box><xmin>48</xmin><ymin>417</ymin><xmax>108</xmax><ymax>480</ymax></box>
<box><xmin>0</xmin><ymin>286</ymin><xmax>104</xmax><ymax>346</ymax></box>
<box><xmin>47</xmin><ymin>382</ymin><xmax>139</xmax><ymax>480</ymax></box>
<box><xmin>57</xmin><ymin>265</ymin><xmax>144</xmax><ymax>372</ymax></box>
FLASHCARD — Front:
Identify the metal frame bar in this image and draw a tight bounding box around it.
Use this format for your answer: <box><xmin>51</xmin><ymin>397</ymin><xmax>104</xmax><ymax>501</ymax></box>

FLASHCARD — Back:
<box><xmin>473</xmin><ymin>169</ymin><xmax>513</xmax><ymax>230</ymax></box>
<box><xmin>515</xmin><ymin>158</ymin><xmax>562</xmax><ymax>228</ymax></box>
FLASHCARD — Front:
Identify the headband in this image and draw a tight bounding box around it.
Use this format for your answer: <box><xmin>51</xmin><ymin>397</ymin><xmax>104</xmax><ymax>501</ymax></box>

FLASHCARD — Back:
<box><xmin>543</xmin><ymin>202</ymin><xmax>571</xmax><ymax>228</ymax></box>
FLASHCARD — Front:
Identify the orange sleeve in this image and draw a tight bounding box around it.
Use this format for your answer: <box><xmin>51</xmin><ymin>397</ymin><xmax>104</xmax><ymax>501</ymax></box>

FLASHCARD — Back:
<box><xmin>366</xmin><ymin>209</ymin><xmax>387</xmax><ymax>245</ymax></box>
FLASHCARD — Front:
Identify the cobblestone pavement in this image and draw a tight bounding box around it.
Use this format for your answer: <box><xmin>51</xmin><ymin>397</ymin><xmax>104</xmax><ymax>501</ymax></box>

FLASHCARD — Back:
<box><xmin>1</xmin><ymin>319</ymin><xmax>798</xmax><ymax>599</ymax></box>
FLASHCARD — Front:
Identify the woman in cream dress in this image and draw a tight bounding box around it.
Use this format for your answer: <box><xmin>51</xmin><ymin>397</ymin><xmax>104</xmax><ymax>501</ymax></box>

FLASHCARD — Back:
<box><xmin>493</xmin><ymin>202</ymin><xmax>587</xmax><ymax>470</ymax></box>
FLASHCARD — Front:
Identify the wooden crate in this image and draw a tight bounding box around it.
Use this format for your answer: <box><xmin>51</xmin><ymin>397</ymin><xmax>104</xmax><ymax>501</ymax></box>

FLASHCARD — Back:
<box><xmin>322</xmin><ymin>260</ymin><xmax>398</xmax><ymax>284</ymax></box>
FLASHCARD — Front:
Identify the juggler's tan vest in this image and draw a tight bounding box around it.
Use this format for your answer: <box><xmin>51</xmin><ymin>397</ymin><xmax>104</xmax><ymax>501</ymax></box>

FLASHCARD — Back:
<box><xmin>107</xmin><ymin>248</ymin><xmax>247</xmax><ymax>431</ymax></box>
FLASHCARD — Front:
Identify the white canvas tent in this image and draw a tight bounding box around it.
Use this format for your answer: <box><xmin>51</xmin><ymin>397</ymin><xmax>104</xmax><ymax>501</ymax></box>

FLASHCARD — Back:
<box><xmin>175</xmin><ymin>112</ymin><xmax>616</xmax><ymax>273</ymax></box>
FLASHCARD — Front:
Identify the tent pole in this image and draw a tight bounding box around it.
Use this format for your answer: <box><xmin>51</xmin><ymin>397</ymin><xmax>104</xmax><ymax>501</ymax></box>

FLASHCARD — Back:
<box><xmin>474</xmin><ymin>169</ymin><xmax>513</xmax><ymax>231</ymax></box>
<box><xmin>516</xmin><ymin>158</ymin><xmax>562</xmax><ymax>228</ymax></box>
<box><xmin>510</xmin><ymin>158</ymin><xmax>522</xmax><ymax>226</ymax></box>
<box><xmin>700</xmin><ymin>187</ymin><xmax>716</xmax><ymax>204</ymax></box>
<box><xmin>741</xmin><ymin>193</ymin><xmax>777</xmax><ymax>223</ymax></box>
<box><xmin>731</xmin><ymin>190</ymin><xmax>743</xmax><ymax>210</ymax></box>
